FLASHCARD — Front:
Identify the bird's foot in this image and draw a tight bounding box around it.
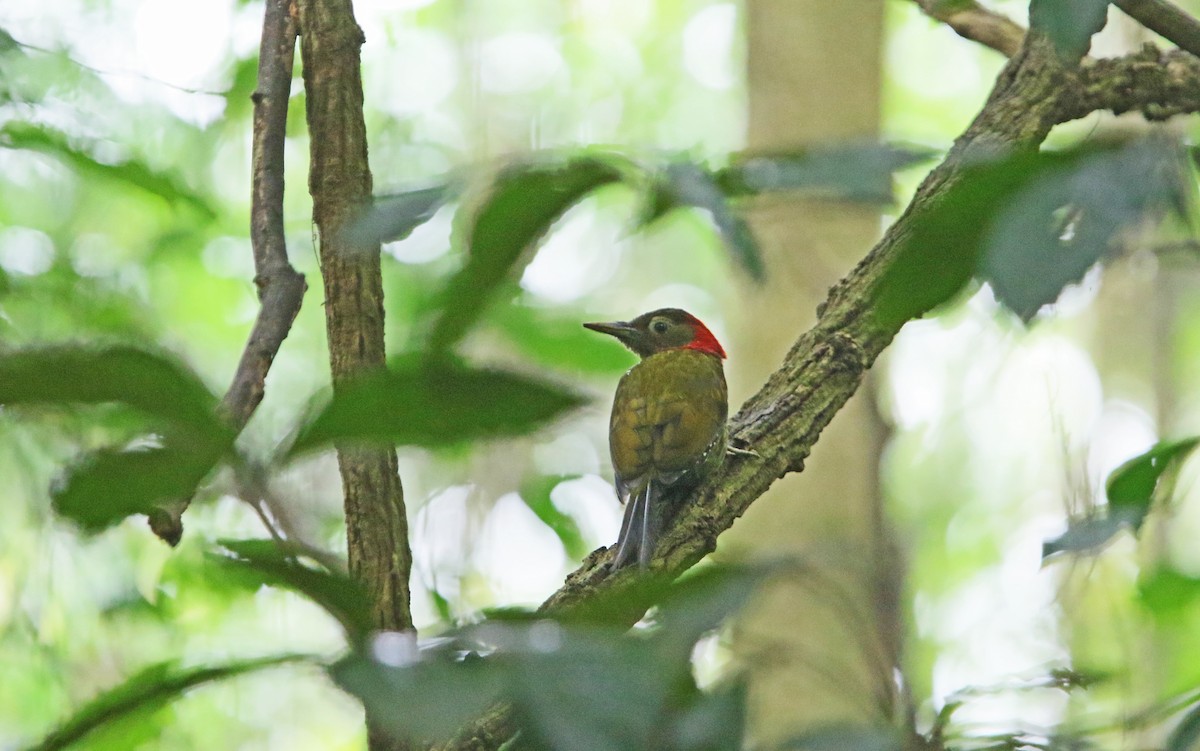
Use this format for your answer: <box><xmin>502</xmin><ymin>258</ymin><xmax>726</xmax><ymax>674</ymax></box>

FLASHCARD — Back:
<box><xmin>726</xmin><ymin>443</ymin><xmax>759</xmax><ymax>459</ymax></box>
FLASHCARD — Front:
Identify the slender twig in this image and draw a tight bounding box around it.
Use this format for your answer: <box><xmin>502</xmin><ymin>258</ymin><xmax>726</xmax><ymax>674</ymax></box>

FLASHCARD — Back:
<box><xmin>148</xmin><ymin>0</ymin><xmax>306</xmax><ymax>545</ymax></box>
<box><xmin>910</xmin><ymin>0</ymin><xmax>1026</xmax><ymax>57</ymax></box>
<box><xmin>1114</xmin><ymin>0</ymin><xmax>1200</xmax><ymax>59</ymax></box>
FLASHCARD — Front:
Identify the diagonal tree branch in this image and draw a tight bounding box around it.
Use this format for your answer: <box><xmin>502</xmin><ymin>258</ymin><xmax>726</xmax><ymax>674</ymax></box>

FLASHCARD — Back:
<box><xmin>148</xmin><ymin>0</ymin><xmax>306</xmax><ymax>545</ymax></box>
<box><xmin>1113</xmin><ymin>0</ymin><xmax>1200</xmax><ymax>59</ymax></box>
<box><xmin>436</xmin><ymin>29</ymin><xmax>1200</xmax><ymax>751</ymax></box>
<box><xmin>910</xmin><ymin>0</ymin><xmax>1025</xmax><ymax>57</ymax></box>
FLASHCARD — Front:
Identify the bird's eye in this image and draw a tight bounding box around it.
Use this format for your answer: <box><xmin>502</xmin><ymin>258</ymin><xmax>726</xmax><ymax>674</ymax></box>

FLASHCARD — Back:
<box><xmin>652</xmin><ymin>320</ymin><xmax>670</xmax><ymax>335</ymax></box>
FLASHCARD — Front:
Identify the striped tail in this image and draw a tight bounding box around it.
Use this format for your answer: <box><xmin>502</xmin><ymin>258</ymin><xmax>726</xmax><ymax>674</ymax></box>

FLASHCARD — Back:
<box><xmin>612</xmin><ymin>480</ymin><xmax>659</xmax><ymax>569</ymax></box>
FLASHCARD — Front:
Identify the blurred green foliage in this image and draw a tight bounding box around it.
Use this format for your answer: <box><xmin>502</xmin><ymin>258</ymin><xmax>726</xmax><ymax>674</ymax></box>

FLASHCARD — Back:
<box><xmin>4</xmin><ymin>0</ymin><xmax>1200</xmax><ymax>750</ymax></box>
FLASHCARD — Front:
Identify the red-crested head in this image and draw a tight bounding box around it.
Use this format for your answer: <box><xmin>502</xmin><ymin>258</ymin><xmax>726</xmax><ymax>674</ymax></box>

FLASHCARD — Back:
<box><xmin>583</xmin><ymin>308</ymin><xmax>726</xmax><ymax>360</ymax></box>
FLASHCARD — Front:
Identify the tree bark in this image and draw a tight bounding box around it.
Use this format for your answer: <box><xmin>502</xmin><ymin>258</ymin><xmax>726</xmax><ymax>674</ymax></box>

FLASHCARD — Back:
<box><xmin>725</xmin><ymin>0</ymin><xmax>900</xmax><ymax>743</ymax></box>
<box><xmin>294</xmin><ymin>0</ymin><xmax>413</xmax><ymax>747</ymax></box>
<box><xmin>437</xmin><ymin>27</ymin><xmax>1200</xmax><ymax>751</ymax></box>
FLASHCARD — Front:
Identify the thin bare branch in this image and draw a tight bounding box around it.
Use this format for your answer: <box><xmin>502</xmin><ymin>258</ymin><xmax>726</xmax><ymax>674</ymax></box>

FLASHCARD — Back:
<box><xmin>1114</xmin><ymin>0</ymin><xmax>1200</xmax><ymax>59</ymax></box>
<box><xmin>148</xmin><ymin>0</ymin><xmax>306</xmax><ymax>545</ymax></box>
<box><xmin>911</xmin><ymin>0</ymin><xmax>1026</xmax><ymax>57</ymax></box>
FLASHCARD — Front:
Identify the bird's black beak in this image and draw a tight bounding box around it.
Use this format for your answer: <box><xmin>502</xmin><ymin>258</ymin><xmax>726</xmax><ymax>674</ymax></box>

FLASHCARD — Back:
<box><xmin>583</xmin><ymin>320</ymin><xmax>638</xmax><ymax>344</ymax></box>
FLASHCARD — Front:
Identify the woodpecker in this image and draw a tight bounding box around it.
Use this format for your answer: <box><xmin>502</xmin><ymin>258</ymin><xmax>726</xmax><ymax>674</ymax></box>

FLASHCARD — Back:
<box><xmin>584</xmin><ymin>308</ymin><xmax>728</xmax><ymax>569</ymax></box>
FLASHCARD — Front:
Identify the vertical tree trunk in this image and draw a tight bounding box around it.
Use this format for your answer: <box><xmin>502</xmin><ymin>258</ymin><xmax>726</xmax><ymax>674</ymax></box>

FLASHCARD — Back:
<box><xmin>294</xmin><ymin>0</ymin><xmax>413</xmax><ymax>747</ymax></box>
<box><xmin>725</xmin><ymin>0</ymin><xmax>901</xmax><ymax>744</ymax></box>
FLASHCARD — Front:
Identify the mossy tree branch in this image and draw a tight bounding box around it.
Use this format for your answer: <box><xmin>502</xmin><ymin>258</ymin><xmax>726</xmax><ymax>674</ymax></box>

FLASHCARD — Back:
<box><xmin>437</xmin><ymin>26</ymin><xmax>1200</xmax><ymax>751</ymax></box>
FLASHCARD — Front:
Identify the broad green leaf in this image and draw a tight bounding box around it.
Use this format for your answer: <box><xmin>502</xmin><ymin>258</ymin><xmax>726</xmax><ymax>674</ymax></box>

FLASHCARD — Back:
<box><xmin>51</xmin><ymin>444</ymin><xmax>224</xmax><ymax>534</ymax></box>
<box><xmin>492</xmin><ymin>303</ymin><xmax>634</xmax><ymax>376</ymax></box>
<box><xmin>554</xmin><ymin>563</ymin><xmax>770</xmax><ymax>634</ymax></box>
<box><xmin>1167</xmin><ymin>701</ymin><xmax>1200</xmax><ymax>751</ymax></box>
<box><xmin>0</xmin><ymin>345</ymin><xmax>227</xmax><ymax>440</ymax></box>
<box><xmin>779</xmin><ymin>726</ymin><xmax>903</xmax><ymax>751</ymax></box>
<box><xmin>665</xmin><ymin>682</ymin><xmax>745</xmax><ymax>751</ymax></box>
<box><xmin>343</xmin><ymin>180</ymin><xmax>459</xmax><ymax>246</ymax></box>
<box><xmin>717</xmin><ymin>142</ymin><xmax>936</xmax><ymax>203</ymax></box>
<box><xmin>510</xmin><ymin>631</ymin><xmax>669</xmax><ymax>751</ymax></box>
<box><xmin>0</xmin><ymin>122</ymin><xmax>217</xmax><ymax>219</ymax></box>
<box><xmin>1029</xmin><ymin>0</ymin><xmax>1110</xmax><ymax>60</ymax></box>
<box><xmin>428</xmin><ymin>155</ymin><xmax>624</xmax><ymax>352</ymax></box>
<box><xmin>874</xmin><ymin>139</ymin><xmax>1189</xmax><ymax>329</ymax></box>
<box><xmin>214</xmin><ymin>539</ymin><xmax>373</xmax><ymax>642</ymax></box>
<box><xmin>25</xmin><ymin>655</ymin><xmax>304</xmax><ymax>751</ymax></box>
<box><xmin>520</xmin><ymin>474</ymin><xmax>589</xmax><ymax>560</ymax></box>
<box><xmin>1138</xmin><ymin>567</ymin><xmax>1200</xmax><ymax>619</ymax></box>
<box><xmin>651</xmin><ymin>563</ymin><xmax>772</xmax><ymax>658</ymax></box>
<box><xmin>0</xmin><ymin>27</ymin><xmax>22</xmax><ymax>55</ymax></box>
<box><xmin>336</xmin><ymin>565</ymin><xmax>764</xmax><ymax>751</ymax></box>
<box><xmin>642</xmin><ymin>161</ymin><xmax>763</xmax><ymax>280</ymax></box>
<box><xmin>980</xmin><ymin>139</ymin><xmax>1187</xmax><ymax>320</ymax></box>
<box><xmin>1106</xmin><ymin>437</ymin><xmax>1200</xmax><ymax>529</ymax></box>
<box><xmin>1041</xmin><ymin>514</ymin><xmax>1131</xmax><ymax>561</ymax></box>
<box><xmin>331</xmin><ymin>652</ymin><xmax>507</xmax><ymax>744</ymax></box>
<box><xmin>286</xmin><ymin>357</ymin><xmax>586</xmax><ymax>457</ymax></box>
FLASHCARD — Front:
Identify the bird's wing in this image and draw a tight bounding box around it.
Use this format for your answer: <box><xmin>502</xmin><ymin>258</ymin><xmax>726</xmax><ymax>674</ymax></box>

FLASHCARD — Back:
<box><xmin>609</xmin><ymin>353</ymin><xmax>727</xmax><ymax>497</ymax></box>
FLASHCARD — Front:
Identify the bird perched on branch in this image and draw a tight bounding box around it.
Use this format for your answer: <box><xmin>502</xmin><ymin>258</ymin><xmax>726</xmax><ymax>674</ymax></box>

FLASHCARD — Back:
<box><xmin>584</xmin><ymin>308</ymin><xmax>728</xmax><ymax>569</ymax></box>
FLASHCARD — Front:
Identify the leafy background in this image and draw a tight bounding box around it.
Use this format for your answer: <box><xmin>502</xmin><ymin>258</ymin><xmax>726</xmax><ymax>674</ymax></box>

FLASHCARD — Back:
<box><xmin>4</xmin><ymin>0</ymin><xmax>1200</xmax><ymax>749</ymax></box>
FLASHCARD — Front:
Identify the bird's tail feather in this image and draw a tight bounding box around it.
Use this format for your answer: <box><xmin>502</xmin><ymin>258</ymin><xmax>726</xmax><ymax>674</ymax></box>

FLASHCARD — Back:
<box><xmin>613</xmin><ymin>481</ymin><xmax>657</xmax><ymax>569</ymax></box>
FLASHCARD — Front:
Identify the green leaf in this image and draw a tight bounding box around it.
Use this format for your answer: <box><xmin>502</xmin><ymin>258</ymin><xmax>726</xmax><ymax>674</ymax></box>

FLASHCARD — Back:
<box><xmin>509</xmin><ymin>631</ymin><xmax>669</xmax><ymax>751</ymax></box>
<box><xmin>25</xmin><ymin>655</ymin><xmax>304</xmax><ymax>751</ymax></box>
<box><xmin>1167</xmin><ymin>701</ymin><xmax>1200</xmax><ymax>751</ymax></box>
<box><xmin>980</xmin><ymin>139</ymin><xmax>1187</xmax><ymax>321</ymax></box>
<box><xmin>779</xmin><ymin>726</ymin><xmax>903</xmax><ymax>751</ymax></box>
<box><xmin>1029</xmin><ymin>0</ymin><xmax>1110</xmax><ymax>60</ymax></box>
<box><xmin>0</xmin><ymin>122</ymin><xmax>217</xmax><ymax>219</ymax></box>
<box><xmin>428</xmin><ymin>155</ymin><xmax>624</xmax><ymax>352</ymax></box>
<box><xmin>666</xmin><ymin>682</ymin><xmax>746</xmax><ymax>751</ymax></box>
<box><xmin>344</xmin><ymin>180</ymin><xmax>459</xmax><ymax>246</ymax></box>
<box><xmin>286</xmin><ymin>357</ymin><xmax>586</xmax><ymax>457</ymax></box>
<box><xmin>643</xmin><ymin>161</ymin><xmax>764</xmax><ymax>280</ymax></box>
<box><xmin>874</xmin><ymin>139</ymin><xmax>1189</xmax><ymax>329</ymax></box>
<box><xmin>718</xmin><ymin>142</ymin><xmax>936</xmax><ymax>203</ymax></box>
<box><xmin>652</xmin><ymin>563</ymin><xmax>772</xmax><ymax>658</ymax></box>
<box><xmin>0</xmin><ymin>27</ymin><xmax>21</xmax><ymax>56</ymax></box>
<box><xmin>1138</xmin><ymin>567</ymin><xmax>1200</xmax><ymax>619</ymax></box>
<box><xmin>1041</xmin><ymin>515</ymin><xmax>1131</xmax><ymax>561</ymax></box>
<box><xmin>519</xmin><ymin>474</ymin><xmax>589</xmax><ymax>559</ymax></box>
<box><xmin>491</xmin><ymin>303</ymin><xmax>635</xmax><ymax>376</ymax></box>
<box><xmin>331</xmin><ymin>652</ymin><xmax>507</xmax><ymax>745</ymax></box>
<box><xmin>0</xmin><ymin>345</ymin><xmax>227</xmax><ymax>440</ymax></box>
<box><xmin>214</xmin><ymin>539</ymin><xmax>373</xmax><ymax>643</ymax></box>
<box><xmin>1106</xmin><ymin>437</ymin><xmax>1200</xmax><ymax>529</ymax></box>
<box><xmin>52</xmin><ymin>444</ymin><xmax>224</xmax><ymax>534</ymax></box>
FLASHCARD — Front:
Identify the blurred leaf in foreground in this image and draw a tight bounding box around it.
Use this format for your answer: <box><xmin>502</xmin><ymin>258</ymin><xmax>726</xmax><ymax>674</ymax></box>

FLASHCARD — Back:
<box><xmin>213</xmin><ymin>539</ymin><xmax>373</xmax><ymax>643</ymax></box>
<box><xmin>718</xmin><ymin>141</ymin><xmax>936</xmax><ymax>203</ymax></box>
<box><xmin>640</xmin><ymin>160</ymin><xmax>763</xmax><ymax>281</ymax></box>
<box><xmin>1106</xmin><ymin>436</ymin><xmax>1200</xmax><ymax>530</ymax></box>
<box><xmin>343</xmin><ymin>179</ymin><xmax>460</xmax><ymax>246</ymax></box>
<box><xmin>428</xmin><ymin>154</ymin><xmax>625</xmax><ymax>352</ymax></box>
<box><xmin>25</xmin><ymin>655</ymin><xmax>305</xmax><ymax>751</ymax></box>
<box><xmin>0</xmin><ymin>345</ymin><xmax>227</xmax><ymax>440</ymax></box>
<box><xmin>333</xmin><ymin>563</ymin><xmax>771</xmax><ymax>749</ymax></box>
<box><xmin>1029</xmin><ymin>0</ymin><xmax>1110</xmax><ymax>60</ymax></box>
<box><xmin>874</xmin><ymin>138</ymin><xmax>1191</xmax><ymax>329</ymax></box>
<box><xmin>286</xmin><ymin>355</ymin><xmax>586</xmax><ymax>458</ymax></box>
<box><xmin>52</xmin><ymin>444</ymin><xmax>225</xmax><ymax>534</ymax></box>
<box><xmin>0</xmin><ymin>122</ymin><xmax>217</xmax><ymax>219</ymax></box>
